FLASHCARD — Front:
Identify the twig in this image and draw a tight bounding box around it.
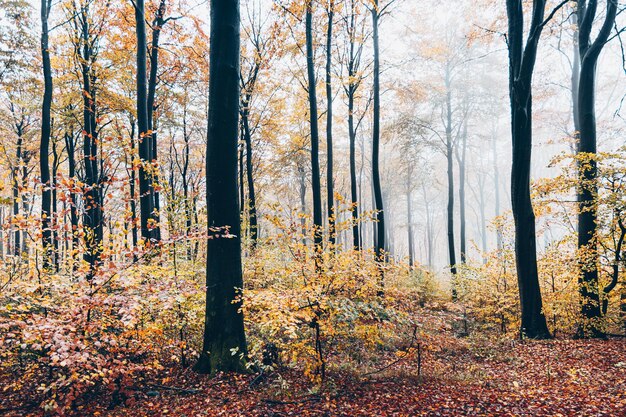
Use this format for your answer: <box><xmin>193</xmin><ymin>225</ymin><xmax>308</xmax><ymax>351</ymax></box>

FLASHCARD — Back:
<box><xmin>262</xmin><ymin>395</ymin><xmax>321</xmax><ymax>406</ymax></box>
<box><xmin>362</xmin><ymin>325</ymin><xmax>419</xmax><ymax>377</ymax></box>
<box><xmin>147</xmin><ymin>384</ymin><xmax>200</xmax><ymax>394</ymax></box>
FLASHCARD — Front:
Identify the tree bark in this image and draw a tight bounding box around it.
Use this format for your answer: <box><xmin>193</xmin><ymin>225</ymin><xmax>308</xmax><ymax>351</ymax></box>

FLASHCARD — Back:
<box><xmin>325</xmin><ymin>0</ymin><xmax>335</xmax><ymax>247</ymax></box>
<box><xmin>79</xmin><ymin>4</ymin><xmax>103</xmax><ymax>275</ymax></box>
<box><xmin>575</xmin><ymin>0</ymin><xmax>617</xmax><ymax>337</ymax></box>
<box><xmin>371</xmin><ymin>0</ymin><xmax>385</xmax><ymax>283</ymax></box>
<box><xmin>147</xmin><ymin>0</ymin><xmax>167</xmax><ymax>242</ymax></box>
<box><xmin>346</xmin><ymin>0</ymin><xmax>361</xmax><ymax>251</ymax></box>
<box><xmin>506</xmin><ymin>0</ymin><xmax>551</xmax><ymax>339</ymax></box>
<box><xmin>135</xmin><ymin>0</ymin><xmax>158</xmax><ymax>244</ymax></box>
<box><xmin>305</xmin><ymin>0</ymin><xmax>323</xmax><ymax>255</ymax></box>
<box><xmin>40</xmin><ymin>0</ymin><xmax>53</xmax><ymax>268</ymax></box>
<box><xmin>194</xmin><ymin>0</ymin><xmax>247</xmax><ymax>374</ymax></box>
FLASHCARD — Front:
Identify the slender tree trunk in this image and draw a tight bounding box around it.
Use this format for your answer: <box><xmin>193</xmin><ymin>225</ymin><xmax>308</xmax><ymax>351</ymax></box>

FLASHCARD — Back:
<box><xmin>128</xmin><ymin>122</ymin><xmax>139</xmax><ymax>256</ymax></box>
<box><xmin>458</xmin><ymin>118</ymin><xmax>467</xmax><ymax>264</ymax></box>
<box><xmin>194</xmin><ymin>0</ymin><xmax>247</xmax><ymax>374</ymax></box>
<box><xmin>371</xmin><ymin>1</ymin><xmax>385</xmax><ymax>291</ymax></box>
<box><xmin>305</xmin><ymin>0</ymin><xmax>323</xmax><ymax>256</ymax></box>
<box><xmin>242</xmin><ymin>110</ymin><xmax>257</xmax><ymax>248</ymax></box>
<box><xmin>40</xmin><ymin>0</ymin><xmax>53</xmax><ymax>268</ymax></box>
<box><xmin>52</xmin><ymin>138</ymin><xmax>59</xmax><ymax>270</ymax></box>
<box><xmin>346</xmin><ymin>0</ymin><xmax>360</xmax><ymax>251</ymax></box>
<box><xmin>325</xmin><ymin>0</ymin><xmax>335</xmax><ymax>247</ymax></box>
<box><xmin>492</xmin><ymin>128</ymin><xmax>502</xmax><ymax>251</ymax></box>
<box><xmin>506</xmin><ymin>0</ymin><xmax>551</xmax><ymax>339</ymax></box>
<box><xmin>444</xmin><ymin>65</ymin><xmax>457</xmax><ymax>294</ymax></box>
<box><xmin>64</xmin><ymin>132</ymin><xmax>79</xmax><ymax>262</ymax></box>
<box><xmin>12</xmin><ymin>136</ymin><xmax>22</xmax><ymax>257</ymax></box>
<box><xmin>406</xmin><ymin>173</ymin><xmax>414</xmax><ymax>267</ymax></box>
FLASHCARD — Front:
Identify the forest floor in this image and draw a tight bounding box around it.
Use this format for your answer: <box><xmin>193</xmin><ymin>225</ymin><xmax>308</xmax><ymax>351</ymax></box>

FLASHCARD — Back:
<box><xmin>3</xmin><ymin>308</ymin><xmax>626</xmax><ymax>416</ymax></box>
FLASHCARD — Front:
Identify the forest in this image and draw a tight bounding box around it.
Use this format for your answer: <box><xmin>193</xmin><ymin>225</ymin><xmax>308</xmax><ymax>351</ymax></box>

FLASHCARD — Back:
<box><xmin>0</xmin><ymin>0</ymin><xmax>626</xmax><ymax>415</ymax></box>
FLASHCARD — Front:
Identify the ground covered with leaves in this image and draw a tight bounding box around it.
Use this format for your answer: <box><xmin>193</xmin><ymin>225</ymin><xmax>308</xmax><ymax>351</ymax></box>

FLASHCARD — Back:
<box><xmin>3</xmin><ymin>319</ymin><xmax>625</xmax><ymax>416</ymax></box>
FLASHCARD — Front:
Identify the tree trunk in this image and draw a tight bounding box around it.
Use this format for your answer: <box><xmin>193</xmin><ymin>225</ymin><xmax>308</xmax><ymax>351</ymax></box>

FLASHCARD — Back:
<box><xmin>64</xmin><ymin>131</ymin><xmax>80</xmax><ymax>262</ymax></box>
<box><xmin>40</xmin><ymin>0</ymin><xmax>53</xmax><ymax>268</ymax></box>
<box><xmin>80</xmin><ymin>5</ymin><xmax>103</xmax><ymax>275</ymax></box>
<box><xmin>444</xmin><ymin>65</ymin><xmax>457</xmax><ymax>293</ymax></box>
<box><xmin>347</xmin><ymin>0</ymin><xmax>360</xmax><ymax>251</ymax></box>
<box><xmin>325</xmin><ymin>0</ymin><xmax>335</xmax><ymax>247</ymax></box>
<box><xmin>458</xmin><ymin>118</ymin><xmax>467</xmax><ymax>264</ymax></box>
<box><xmin>575</xmin><ymin>0</ymin><xmax>617</xmax><ymax>337</ymax></box>
<box><xmin>135</xmin><ymin>0</ymin><xmax>158</xmax><ymax>244</ymax></box>
<box><xmin>242</xmin><ymin>110</ymin><xmax>257</xmax><ymax>248</ymax></box>
<box><xmin>305</xmin><ymin>0</ymin><xmax>323</xmax><ymax>254</ymax></box>
<box><xmin>371</xmin><ymin>1</ymin><xmax>385</xmax><ymax>286</ymax></box>
<box><xmin>147</xmin><ymin>0</ymin><xmax>167</xmax><ymax>242</ymax></box>
<box><xmin>406</xmin><ymin>173</ymin><xmax>414</xmax><ymax>267</ymax></box>
<box><xmin>194</xmin><ymin>0</ymin><xmax>247</xmax><ymax>374</ymax></box>
<box><xmin>506</xmin><ymin>0</ymin><xmax>551</xmax><ymax>339</ymax></box>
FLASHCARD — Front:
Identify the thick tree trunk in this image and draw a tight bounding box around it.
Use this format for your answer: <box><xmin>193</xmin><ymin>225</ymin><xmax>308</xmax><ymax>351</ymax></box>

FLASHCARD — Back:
<box><xmin>194</xmin><ymin>0</ymin><xmax>247</xmax><ymax>374</ymax></box>
<box><xmin>575</xmin><ymin>0</ymin><xmax>617</xmax><ymax>337</ymax></box>
<box><xmin>325</xmin><ymin>0</ymin><xmax>335</xmax><ymax>247</ymax></box>
<box><xmin>506</xmin><ymin>0</ymin><xmax>551</xmax><ymax>339</ymax></box>
<box><xmin>147</xmin><ymin>0</ymin><xmax>167</xmax><ymax>242</ymax></box>
<box><xmin>135</xmin><ymin>0</ymin><xmax>158</xmax><ymax>244</ymax></box>
<box><xmin>80</xmin><ymin>6</ymin><xmax>103</xmax><ymax>275</ymax></box>
<box><xmin>305</xmin><ymin>0</ymin><xmax>323</xmax><ymax>254</ymax></box>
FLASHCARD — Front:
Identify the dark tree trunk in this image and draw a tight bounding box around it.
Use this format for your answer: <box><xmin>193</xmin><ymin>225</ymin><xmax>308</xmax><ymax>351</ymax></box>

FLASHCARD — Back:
<box><xmin>12</xmin><ymin>134</ymin><xmax>22</xmax><ymax>256</ymax></box>
<box><xmin>506</xmin><ymin>0</ymin><xmax>551</xmax><ymax>339</ymax></box>
<box><xmin>305</xmin><ymin>0</ymin><xmax>323</xmax><ymax>254</ymax></box>
<box><xmin>52</xmin><ymin>137</ymin><xmax>59</xmax><ymax>271</ymax></box>
<box><xmin>241</xmin><ymin>110</ymin><xmax>257</xmax><ymax>248</ymax></box>
<box><xmin>40</xmin><ymin>0</ymin><xmax>53</xmax><ymax>268</ymax></box>
<box><xmin>194</xmin><ymin>0</ymin><xmax>247</xmax><ymax>374</ymax></box>
<box><xmin>135</xmin><ymin>0</ymin><xmax>158</xmax><ymax>244</ymax></box>
<box><xmin>64</xmin><ymin>131</ymin><xmax>80</xmax><ymax>261</ymax></box>
<box><xmin>346</xmin><ymin>0</ymin><xmax>361</xmax><ymax>251</ymax></box>
<box><xmin>183</xmin><ymin>108</ymin><xmax>193</xmax><ymax>260</ymax></box>
<box><xmin>147</xmin><ymin>0</ymin><xmax>167</xmax><ymax>242</ymax></box>
<box><xmin>575</xmin><ymin>0</ymin><xmax>617</xmax><ymax>337</ymax></box>
<box><xmin>127</xmin><ymin>121</ymin><xmax>139</xmax><ymax>257</ymax></box>
<box><xmin>80</xmin><ymin>5</ymin><xmax>103</xmax><ymax>275</ymax></box>
<box><xmin>325</xmin><ymin>0</ymin><xmax>335</xmax><ymax>247</ymax></box>
<box><xmin>444</xmin><ymin>66</ymin><xmax>457</xmax><ymax>297</ymax></box>
<box><xmin>371</xmin><ymin>1</ymin><xmax>385</xmax><ymax>281</ymax></box>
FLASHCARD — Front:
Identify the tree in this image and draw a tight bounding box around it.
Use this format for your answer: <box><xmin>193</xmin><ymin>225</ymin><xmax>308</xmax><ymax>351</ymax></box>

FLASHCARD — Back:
<box><xmin>343</xmin><ymin>0</ymin><xmax>367</xmax><ymax>251</ymax></box>
<box><xmin>135</xmin><ymin>0</ymin><xmax>158</xmax><ymax>244</ymax></box>
<box><xmin>506</xmin><ymin>0</ymin><xmax>565</xmax><ymax>339</ymax></box>
<box><xmin>194</xmin><ymin>0</ymin><xmax>247</xmax><ymax>374</ymax></box>
<box><xmin>305</xmin><ymin>0</ymin><xmax>323</xmax><ymax>257</ymax></box>
<box><xmin>325</xmin><ymin>0</ymin><xmax>335</xmax><ymax>247</ymax></box>
<box><xmin>574</xmin><ymin>0</ymin><xmax>617</xmax><ymax>337</ymax></box>
<box><xmin>39</xmin><ymin>0</ymin><xmax>53</xmax><ymax>268</ymax></box>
